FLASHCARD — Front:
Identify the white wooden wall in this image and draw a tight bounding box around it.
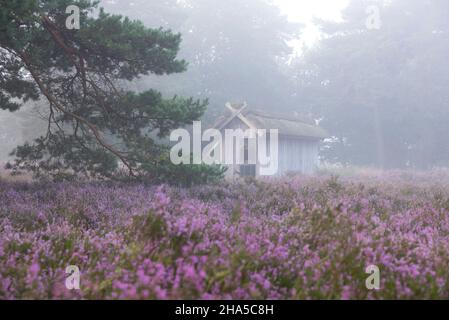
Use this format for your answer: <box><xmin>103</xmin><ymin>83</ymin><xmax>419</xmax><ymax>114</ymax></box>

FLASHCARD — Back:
<box><xmin>220</xmin><ymin>118</ymin><xmax>320</xmax><ymax>178</ymax></box>
<box><xmin>276</xmin><ymin>137</ymin><xmax>319</xmax><ymax>175</ymax></box>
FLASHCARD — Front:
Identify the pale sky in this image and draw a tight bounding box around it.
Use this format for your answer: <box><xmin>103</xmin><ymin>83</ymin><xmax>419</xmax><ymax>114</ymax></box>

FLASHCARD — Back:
<box><xmin>274</xmin><ymin>0</ymin><xmax>349</xmax><ymax>49</ymax></box>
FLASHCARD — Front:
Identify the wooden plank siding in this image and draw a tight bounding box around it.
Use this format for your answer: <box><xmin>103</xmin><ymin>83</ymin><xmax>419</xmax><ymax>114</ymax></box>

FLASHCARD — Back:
<box><xmin>220</xmin><ymin>117</ymin><xmax>320</xmax><ymax>178</ymax></box>
<box><xmin>277</xmin><ymin>137</ymin><xmax>319</xmax><ymax>175</ymax></box>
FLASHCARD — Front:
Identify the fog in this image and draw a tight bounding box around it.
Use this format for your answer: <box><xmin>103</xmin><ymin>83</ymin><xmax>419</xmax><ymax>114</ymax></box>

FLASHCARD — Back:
<box><xmin>1</xmin><ymin>0</ymin><xmax>449</xmax><ymax>170</ymax></box>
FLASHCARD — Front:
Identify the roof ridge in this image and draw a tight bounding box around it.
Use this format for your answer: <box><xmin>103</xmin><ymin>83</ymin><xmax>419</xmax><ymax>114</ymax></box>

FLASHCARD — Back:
<box><xmin>244</xmin><ymin>109</ymin><xmax>316</xmax><ymax>126</ymax></box>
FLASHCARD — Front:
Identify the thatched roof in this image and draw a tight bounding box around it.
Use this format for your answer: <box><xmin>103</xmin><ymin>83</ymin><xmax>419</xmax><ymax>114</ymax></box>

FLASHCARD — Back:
<box><xmin>215</xmin><ymin>103</ymin><xmax>328</xmax><ymax>140</ymax></box>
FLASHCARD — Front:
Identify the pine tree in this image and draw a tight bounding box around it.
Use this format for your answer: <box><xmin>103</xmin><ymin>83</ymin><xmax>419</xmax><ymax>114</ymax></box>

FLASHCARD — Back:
<box><xmin>0</xmin><ymin>0</ymin><xmax>223</xmax><ymax>182</ymax></box>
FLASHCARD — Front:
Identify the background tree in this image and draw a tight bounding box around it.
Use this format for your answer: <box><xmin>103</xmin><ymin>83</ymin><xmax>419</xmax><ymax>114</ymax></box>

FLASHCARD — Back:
<box><xmin>101</xmin><ymin>0</ymin><xmax>302</xmax><ymax>123</ymax></box>
<box><xmin>0</xmin><ymin>0</ymin><xmax>222</xmax><ymax>181</ymax></box>
<box><xmin>291</xmin><ymin>0</ymin><xmax>449</xmax><ymax>169</ymax></box>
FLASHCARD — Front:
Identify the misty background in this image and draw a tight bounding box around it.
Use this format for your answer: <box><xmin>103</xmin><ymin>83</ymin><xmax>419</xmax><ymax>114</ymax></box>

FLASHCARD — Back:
<box><xmin>1</xmin><ymin>0</ymin><xmax>448</xmax><ymax>170</ymax></box>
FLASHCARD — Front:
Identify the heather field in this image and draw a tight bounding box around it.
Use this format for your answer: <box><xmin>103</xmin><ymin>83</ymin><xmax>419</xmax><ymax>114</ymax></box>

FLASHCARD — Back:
<box><xmin>1</xmin><ymin>171</ymin><xmax>449</xmax><ymax>299</ymax></box>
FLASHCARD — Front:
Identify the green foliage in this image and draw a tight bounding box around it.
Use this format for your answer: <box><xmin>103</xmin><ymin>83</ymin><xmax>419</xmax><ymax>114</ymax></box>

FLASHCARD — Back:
<box><xmin>145</xmin><ymin>159</ymin><xmax>227</xmax><ymax>187</ymax></box>
<box><xmin>0</xmin><ymin>0</ymin><xmax>221</xmax><ymax>184</ymax></box>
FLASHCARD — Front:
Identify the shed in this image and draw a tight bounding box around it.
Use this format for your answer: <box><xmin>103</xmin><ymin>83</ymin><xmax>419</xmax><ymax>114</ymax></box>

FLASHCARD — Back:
<box><xmin>213</xmin><ymin>102</ymin><xmax>327</xmax><ymax>178</ymax></box>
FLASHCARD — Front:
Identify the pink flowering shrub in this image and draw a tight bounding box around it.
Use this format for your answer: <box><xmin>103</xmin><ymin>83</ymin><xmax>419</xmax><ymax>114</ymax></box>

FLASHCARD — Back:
<box><xmin>1</xmin><ymin>170</ymin><xmax>449</xmax><ymax>299</ymax></box>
